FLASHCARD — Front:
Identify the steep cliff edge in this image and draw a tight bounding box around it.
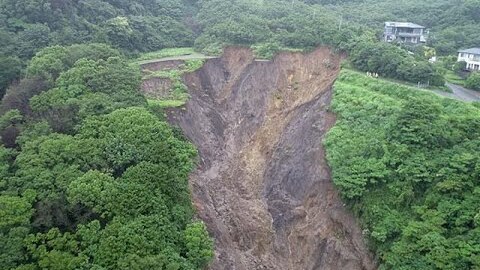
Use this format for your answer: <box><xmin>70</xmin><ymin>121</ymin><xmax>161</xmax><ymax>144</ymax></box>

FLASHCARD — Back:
<box><xmin>166</xmin><ymin>47</ymin><xmax>375</xmax><ymax>270</ymax></box>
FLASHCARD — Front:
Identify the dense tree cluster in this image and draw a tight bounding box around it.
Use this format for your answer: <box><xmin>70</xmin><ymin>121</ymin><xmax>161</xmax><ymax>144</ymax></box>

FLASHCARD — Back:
<box><xmin>0</xmin><ymin>44</ymin><xmax>213</xmax><ymax>270</ymax></box>
<box><xmin>0</xmin><ymin>0</ymin><xmax>195</xmax><ymax>59</ymax></box>
<box><xmin>317</xmin><ymin>0</ymin><xmax>480</xmax><ymax>55</ymax></box>
<box><xmin>194</xmin><ymin>0</ymin><xmax>447</xmax><ymax>84</ymax></box>
<box><xmin>325</xmin><ymin>70</ymin><xmax>480</xmax><ymax>269</ymax></box>
<box><xmin>0</xmin><ymin>0</ymin><xmax>196</xmax><ymax>99</ymax></box>
<box><xmin>350</xmin><ymin>41</ymin><xmax>445</xmax><ymax>86</ymax></box>
<box><xmin>2</xmin><ymin>0</ymin><xmax>478</xmax><ymax>96</ymax></box>
<box><xmin>0</xmin><ymin>1</ymin><xmax>478</xmax><ymax>268</ymax></box>
<box><xmin>194</xmin><ymin>0</ymin><xmax>479</xmax><ymax>56</ymax></box>
<box><xmin>194</xmin><ymin>0</ymin><xmax>364</xmax><ymax>55</ymax></box>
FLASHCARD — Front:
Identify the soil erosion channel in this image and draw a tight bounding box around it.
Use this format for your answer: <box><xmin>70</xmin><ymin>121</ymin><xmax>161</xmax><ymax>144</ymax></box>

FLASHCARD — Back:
<box><xmin>167</xmin><ymin>47</ymin><xmax>375</xmax><ymax>270</ymax></box>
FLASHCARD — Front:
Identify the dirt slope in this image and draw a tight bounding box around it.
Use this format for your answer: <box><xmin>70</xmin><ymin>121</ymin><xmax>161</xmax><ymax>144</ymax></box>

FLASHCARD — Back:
<box><xmin>167</xmin><ymin>47</ymin><xmax>376</xmax><ymax>270</ymax></box>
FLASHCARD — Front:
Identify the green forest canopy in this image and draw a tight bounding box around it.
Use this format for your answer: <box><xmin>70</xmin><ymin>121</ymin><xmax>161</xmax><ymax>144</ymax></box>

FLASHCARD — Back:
<box><xmin>1</xmin><ymin>0</ymin><xmax>478</xmax><ymax>59</ymax></box>
<box><xmin>2</xmin><ymin>0</ymin><xmax>478</xmax><ymax>97</ymax></box>
<box><xmin>0</xmin><ymin>44</ymin><xmax>213</xmax><ymax>270</ymax></box>
<box><xmin>0</xmin><ymin>0</ymin><xmax>479</xmax><ymax>269</ymax></box>
<box><xmin>326</xmin><ymin>70</ymin><xmax>480</xmax><ymax>269</ymax></box>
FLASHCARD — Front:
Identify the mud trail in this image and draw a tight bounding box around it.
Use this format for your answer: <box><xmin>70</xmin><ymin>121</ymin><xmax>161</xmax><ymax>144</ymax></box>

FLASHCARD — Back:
<box><xmin>167</xmin><ymin>47</ymin><xmax>375</xmax><ymax>270</ymax></box>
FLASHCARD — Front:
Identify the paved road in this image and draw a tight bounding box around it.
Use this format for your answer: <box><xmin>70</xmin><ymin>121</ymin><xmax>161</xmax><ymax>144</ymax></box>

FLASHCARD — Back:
<box><xmin>436</xmin><ymin>83</ymin><xmax>480</xmax><ymax>102</ymax></box>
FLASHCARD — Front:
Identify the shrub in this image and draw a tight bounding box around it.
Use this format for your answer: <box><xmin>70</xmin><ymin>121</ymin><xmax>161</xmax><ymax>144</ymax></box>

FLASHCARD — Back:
<box><xmin>466</xmin><ymin>72</ymin><xmax>480</xmax><ymax>90</ymax></box>
<box><xmin>454</xmin><ymin>60</ymin><xmax>467</xmax><ymax>72</ymax></box>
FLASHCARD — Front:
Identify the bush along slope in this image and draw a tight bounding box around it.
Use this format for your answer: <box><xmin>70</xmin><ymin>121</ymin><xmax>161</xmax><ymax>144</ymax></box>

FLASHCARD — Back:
<box><xmin>466</xmin><ymin>72</ymin><xmax>480</xmax><ymax>91</ymax></box>
<box><xmin>0</xmin><ymin>45</ymin><xmax>213</xmax><ymax>270</ymax></box>
<box><xmin>325</xmin><ymin>70</ymin><xmax>480</xmax><ymax>270</ymax></box>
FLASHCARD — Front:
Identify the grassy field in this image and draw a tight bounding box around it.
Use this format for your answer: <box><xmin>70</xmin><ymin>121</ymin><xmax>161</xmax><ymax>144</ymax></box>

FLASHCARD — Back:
<box><xmin>147</xmin><ymin>98</ymin><xmax>187</xmax><ymax>108</ymax></box>
<box><xmin>134</xmin><ymin>47</ymin><xmax>197</xmax><ymax>64</ymax></box>
<box><xmin>444</xmin><ymin>70</ymin><xmax>466</xmax><ymax>86</ymax></box>
<box><xmin>335</xmin><ymin>69</ymin><xmax>447</xmax><ymax>101</ymax></box>
<box><xmin>344</xmin><ymin>67</ymin><xmax>453</xmax><ymax>93</ymax></box>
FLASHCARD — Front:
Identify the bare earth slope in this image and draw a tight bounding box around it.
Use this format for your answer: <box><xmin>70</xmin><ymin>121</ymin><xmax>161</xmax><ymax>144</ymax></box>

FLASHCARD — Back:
<box><xmin>167</xmin><ymin>47</ymin><xmax>375</xmax><ymax>270</ymax></box>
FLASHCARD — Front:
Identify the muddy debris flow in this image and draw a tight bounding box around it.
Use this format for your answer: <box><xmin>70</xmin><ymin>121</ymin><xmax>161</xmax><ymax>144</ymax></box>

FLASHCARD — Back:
<box><xmin>166</xmin><ymin>47</ymin><xmax>376</xmax><ymax>270</ymax></box>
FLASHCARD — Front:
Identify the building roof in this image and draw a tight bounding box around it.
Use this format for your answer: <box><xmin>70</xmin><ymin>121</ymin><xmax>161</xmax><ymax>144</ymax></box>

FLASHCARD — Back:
<box><xmin>385</xmin><ymin>22</ymin><xmax>425</xmax><ymax>28</ymax></box>
<box><xmin>458</xmin><ymin>48</ymin><xmax>480</xmax><ymax>55</ymax></box>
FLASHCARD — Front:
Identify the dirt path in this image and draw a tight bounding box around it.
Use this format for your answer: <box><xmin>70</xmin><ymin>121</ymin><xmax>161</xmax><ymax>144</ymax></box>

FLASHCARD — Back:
<box><xmin>167</xmin><ymin>47</ymin><xmax>375</xmax><ymax>270</ymax></box>
<box><xmin>137</xmin><ymin>53</ymin><xmax>218</xmax><ymax>65</ymax></box>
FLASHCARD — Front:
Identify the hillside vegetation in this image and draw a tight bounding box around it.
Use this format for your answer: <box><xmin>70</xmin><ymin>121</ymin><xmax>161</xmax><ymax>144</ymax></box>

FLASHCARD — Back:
<box><xmin>326</xmin><ymin>70</ymin><xmax>480</xmax><ymax>269</ymax></box>
<box><xmin>2</xmin><ymin>0</ymin><xmax>478</xmax><ymax>96</ymax></box>
<box><xmin>317</xmin><ymin>0</ymin><xmax>480</xmax><ymax>55</ymax></box>
<box><xmin>0</xmin><ymin>0</ymin><xmax>479</xmax><ymax>269</ymax></box>
<box><xmin>0</xmin><ymin>0</ymin><xmax>196</xmax><ymax>58</ymax></box>
<box><xmin>0</xmin><ymin>0</ymin><xmax>197</xmax><ymax>97</ymax></box>
<box><xmin>0</xmin><ymin>44</ymin><xmax>213</xmax><ymax>270</ymax></box>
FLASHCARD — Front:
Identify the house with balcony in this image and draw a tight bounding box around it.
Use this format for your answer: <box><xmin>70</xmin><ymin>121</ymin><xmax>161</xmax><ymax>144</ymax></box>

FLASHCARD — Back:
<box><xmin>383</xmin><ymin>22</ymin><xmax>427</xmax><ymax>44</ymax></box>
<box><xmin>457</xmin><ymin>48</ymin><xmax>480</xmax><ymax>71</ymax></box>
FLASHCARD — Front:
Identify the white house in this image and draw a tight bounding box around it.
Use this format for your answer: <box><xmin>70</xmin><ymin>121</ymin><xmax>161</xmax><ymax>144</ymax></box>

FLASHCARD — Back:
<box><xmin>457</xmin><ymin>48</ymin><xmax>480</xmax><ymax>71</ymax></box>
<box><xmin>384</xmin><ymin>22</ymin><xmax>427</xmax><ymax>44</ymax></box>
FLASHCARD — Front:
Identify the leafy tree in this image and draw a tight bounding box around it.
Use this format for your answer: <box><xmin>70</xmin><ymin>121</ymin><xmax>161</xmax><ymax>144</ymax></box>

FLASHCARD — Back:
<box><xmin>454</xmin><ymin>60</ymin><xmax>467</xmax><ymax>72</ymax></box>
<box><xmin>25</xmin><ymin>228</ymin><xmax>88</xmax><ymax>270</ymax></box>
<box><xmin>0</xmin><ymin>56</ymin><xmax>23</xmax><ymax>98</ymax></box>
<box><xmin>10</xmin><ymin>133</ymin><xmax>104</xmax><ymax>199</ymax></box>
<box><xmin>350</xmin><ymin>41</ymin><xmax>445</xmax><ymax>85</ymax></box>
<box><xmin>16</xmin><ymin>24</ymin><xmax>52</xmax><ymax>58</ymax></box>
<box><xmin>252</xmin><ymin>42</ymin><xmax>282</xmax><ymax>59</ymax></box>
<box><xmin>26</xmin><ymin>46</ymin><xmax>69</xmax><ymax>82</ymax></box>
<box><xmin>67</xmin><ymin>170</ymin><xmax>117</xmax><ymax>217</ymax></box>
<box><xmin>30</xmin><ymin>55</ymin><xmax>145</xmax><ymax>133</ymax></box>
<box><xmin>183</xmin><ymin>221</ymin><xmax>214</xmax><ymax>268</ymax></box>
<box><xmin>0</xmin><ymin>192</ymin><xmax>35</xmax><ymax>231</ymax></box>
<box><xmin>27</xmin><ymin>44</ymin><xmax>121</xmax><ymax>82</ymax></box>
<box><xmin>0</xmin><ymin>109</ymin><xmax>23</xmax><ymax>147</ymax></box>
<box><xmin>0</xmin><ymin>227</ymin><xmax>31</xmax><ymax>268</ymax></box>
<box><xmin>0</xmin><ymin>77</ymin><xmax>49</xmax><ymax>116</ymax></box>
<box><xmin>463</xmin><ymin>0</ymin><xmax>480</xmax><ymax>22</ymax></box>
<box><xmin>466</xmin><ymin>72</ymin><xmax>480</xmax><ymax>91</ymax></box>
<box><xmin>103</xmin><ymin>16</ymin><xmax>136</xmax><ymax>51</ymax></box>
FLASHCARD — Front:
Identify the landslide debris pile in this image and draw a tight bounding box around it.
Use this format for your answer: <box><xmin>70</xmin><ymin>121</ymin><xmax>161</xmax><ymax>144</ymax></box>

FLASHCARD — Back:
<box><xmin>167</xmin><ymin>47</ymin><xmax>375</xmax><ymax>270</ymax></box>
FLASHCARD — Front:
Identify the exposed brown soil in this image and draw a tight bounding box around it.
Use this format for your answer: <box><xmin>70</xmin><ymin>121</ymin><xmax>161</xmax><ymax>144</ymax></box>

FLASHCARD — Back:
<box><xmin>141</xmin><ymin>78</ymin><xmax>173</xmax><ymax>99</ymax></box>
<box><xmin>166</xmin><ymin>47</ymin><xmax>376</xmax><ymax>270</ymax></box>
<box><xmin>140</xmin><ymin>60</ymin><xmax>185</xmax><ymax>98</ymax></box>
<box><xmin>141</xmin><ymin>59</ymin><xmax>185</xmax><ymax>72</ymax></box>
